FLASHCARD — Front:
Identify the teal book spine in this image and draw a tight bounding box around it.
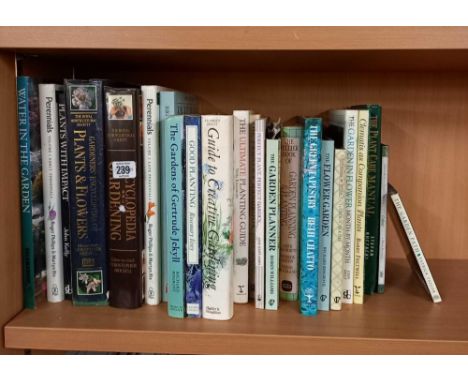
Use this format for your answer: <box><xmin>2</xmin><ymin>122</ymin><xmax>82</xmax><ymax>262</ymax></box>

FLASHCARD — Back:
<box><xmin>159</xmin><ymin>91</ymin><xmax>197</xmax><ymax>303</ymax></box>
<box><xmin>299</xmin><ymin>118</ymin><xmax>322</xmax><ymax>316</ymax></box>
<box><xmin>161</xmin><ymin>116</ymin><xmax>185</xmax><ymax>318</ymax></box>
<box><xmin>317</xmin><ymin>140</ymin><xmax>334</xmax><ymax>311</ymax></box>
<box><xmin>265</xmin><ymin>126</ymin><xmax>281</xmax><ymax>310</ymax></box>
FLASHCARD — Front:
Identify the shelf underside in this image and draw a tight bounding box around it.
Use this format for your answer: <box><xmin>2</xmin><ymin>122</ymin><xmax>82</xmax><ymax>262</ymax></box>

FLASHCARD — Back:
<box><xmin>5</xmin><ymin>259</ymin><xmax>468</xmax><ymax>354</ymax></box>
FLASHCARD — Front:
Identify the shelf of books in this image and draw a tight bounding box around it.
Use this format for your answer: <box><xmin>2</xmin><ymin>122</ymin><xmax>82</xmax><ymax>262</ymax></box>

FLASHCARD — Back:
<box><xmin>1</xmin><ymin>27</ymin><xmax>468</xmax><ymax>355</ymax></box>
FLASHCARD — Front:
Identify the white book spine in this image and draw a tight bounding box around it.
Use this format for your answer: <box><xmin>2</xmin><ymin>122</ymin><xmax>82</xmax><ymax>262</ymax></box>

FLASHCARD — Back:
<box><xmin>142</xmin><ymin>86</ymin><xmax>161</xmax><ymax>305</ymax></box>
<box><xmin>39</xmin><ymin>84</ymin><xmax>64</xmax><ymax>303</ymax></box>
<box><xmin>233</xmin><ymin>110</ymin><xmax>250</xmax><ymax>303</ymax></box>
<box><xmin>377</xmin><ymin>145</ymin><xmax>388</xmax><ymax>293</ymax></box>
<box><xmin>202</xmin><ymin>115</ymin><xmax>234</xmax><ymax>320</ymax></box>
<box><xmin>255</xmin><ymin>119</ymin><xmax>266</xmax><ymax>309</ymax></box>
<box><xmin>390</xmin><ymin>191</ymin><xmax>442</xmax><ymax>303</ymax></box>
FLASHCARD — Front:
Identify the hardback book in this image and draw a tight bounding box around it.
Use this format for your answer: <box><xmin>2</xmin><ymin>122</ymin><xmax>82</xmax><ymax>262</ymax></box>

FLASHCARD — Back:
<box><xmin>159</xmin><ymin>90</ymin><xmax>197</xmax><ymax>302</ymax></box>
<box><xmin>299</xmin><ymin>117</ymin><xmax>322</xmax><ymax>316</ymax></box>
<box><xmin>254</xmin><ymin>118</ymin><xmax>267</xmax><ymax>309</ymax></box>
<box><xmin>104</xmin><ymin>87</ymin><xmax>144</xmax><ymax>309</ymax></box>
<box><xmin>327</xmin><ymin>109</ymin><xmax>358</xmax><ymax>304</ymax></box>
<box><xmin>279</xmin><ymin>124</ymin><xmax>302</xmax><ymax>302</ymax></box>
<box><xmin>389</xmin><ymin>184</ymin><xmax>442</xmax><ymax>303</ymax></box>
<box><xmin>248</xmin><ymin>113</ymin><xmax>261</xmax><ymax>299</ymax></box>
<box><xmin>141</xmin><ymin>85</ymin><xmax>163</xmax><ymax>305</ymax></box>
<box><xmin>17</xmin><ymin>76</ymin><xmax>46</xmax><ymax>309</ymax></box>
<box><xmin>352</xmin><ymin>109</ymin><xmax>369</xmax><ymax>304</ymax></box>
<box><xmin>202</xmin><ymin>115</ymin><xmax>234</xmax><ymax>320</ymax></box>
<box><xmin>161</xmin><ymin>115</ymin><xmax>186</xmax><ymax>318</ymax></box>
<box><xmin>330</xmin><ymin>148</ymin><xmax>347</xmax><ymax>310</ymax></box>
<box><xmin>185</xmin><ymin>115</ymin><xmax>202</xmax><ymax>317</ymax></box>
<box><xmin>233</xmin><ymin>110</ymin><xmax>250</xmax><ymax>304</ymax></box>
<box><xmin>65</xmin><ymin>79</ymin><xmax>108</xmax><ymax>306</ymax></box>
<box><xmin>57</xmin><ymin>90</ymin><xmax>72</xmax><ymax>299</ymax></box>
<box><xmin>317</xmin><ymin>139</ymin><xmax>334</xmax><ymax>311</ymax></box>
<box><xmin>39</xmin><ymin>84</ymin><xmax>65</xmax><ymax>303</ymax></box>
<box><xmin>377</xmin><ymin>144</ymin><xmax>388</xmax><ymax>293</ymax></box>
<box><xmin>265</xmin><ymin>121</ymin><xmax>281</xmax><ymax>310</ymax></box>
<box><xmin>353</xmin><ymin>105</ymin><xmax>383</xmax><ymax>295</ymax></box>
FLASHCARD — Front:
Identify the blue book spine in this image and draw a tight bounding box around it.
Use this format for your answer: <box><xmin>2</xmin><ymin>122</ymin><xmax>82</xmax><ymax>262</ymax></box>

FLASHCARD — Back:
<box><xmin>162</xmin><ymin>116</ymin><xmax>186</xmax><ymax>318</ymax></box>
<box><xmin>65</xmin><ymin>80</ymin><xmax>108</xmax><ymax>306</ymax></box>
<box><xmin>185</xmin><ymin>115</ymin><xmax>202</xmax><ymax>317</ymax></box>
<box><xmin>318</xmin><ymin>140</ymin><xmax>335</xmax><ymax>311</ymax></box>
<box><xmin>299</xmin><ymin>118</ymin><xmax>322</xmax><ymax>316</ymax></box>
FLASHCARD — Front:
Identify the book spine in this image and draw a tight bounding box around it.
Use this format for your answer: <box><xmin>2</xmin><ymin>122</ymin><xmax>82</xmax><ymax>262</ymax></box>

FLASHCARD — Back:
<box><xmin>57</xmin><ymin>90</ymin><xmax>72</xmax><ymax>299</ymax></box>
<box><xmin>105</xmin><ymin>88</ymin><xmax>143</xmax><ymax>309</ymax></box>
<box><xmin>39</xmin><ymin>84</ymin><xmax>65</xmax><ymax>303</ymax></box>
<box><xmin>185</xmin><ymin>115</ymin><xmax>202</xmax><ymax>317</ymax></box>
<box><xmin>202</xmin><ymin>115</ymin><xmax>234</xmax><ymax>320</ymax></box>
<box><xmin>377</xmin><ymin>144</ymin><xmax>388</xmax><ymax>293</ymax></box>
<box><xmin>162</xmin><ymin>116</ymin><xmax>186</xmax><ymax>318</ymax></box>
<box><xmin>17</xmin><ymin>77</ymin><xmax>45</xmax><ymax>309</ymax></box>
<box><xmin>364</xmin><ymin>105</ymin><xmax>382</xmax><ymax>295</ymax></box>
<box><xmin>279</xmin><ymin>126</ymin><xmax>302</xmax><ymax>301</ymax></box>
<box><xmin>299</xmin><ymin>118</ymin><xmax>322</xmax><ymax>316</ymax></box>
<box><xmin>318</xmin><ymin>140</ymin><xmax>334</xmax><ymax>311</ymax></box>
<box><xmin>142</xmin><ymin>86</ymin><xmax>161</xmax><ymax>305</ymax></box>
<box><xmin>353</xmin><ymin>110</ymin><xmax>369</xmax><ymax>304</ymax></box>
<box><xmin>390</xmin><ymin>191</ymin><xmax>442</xmax><ymax>303</ymax></box>
<box><xmin>254</xmin><ymin>119</ymin><xmax>266</xmax><ymax>309</ymax></box>
<box><xmin>330</xmin><ymin>149</ymin><xmax>347</xmax><ymax>310</ymax></box>
<box><xmin>65</xmin><ymin>80</ymin><xmax>108</xmax><ymax>305</ymax></box>
<box><xmin>265</xmin><ymin>135</ymin><xmax>281</xmax><ymax>310</ymax></box>
<box><xmin>233</xmin><ymin>110</ymin><xmax>250</xmax><ymax>304</ymax></box>
<box><xmin>342</xmin><ymin>112</ymin><xmax>358</xmax><ymax>304</ymax></box>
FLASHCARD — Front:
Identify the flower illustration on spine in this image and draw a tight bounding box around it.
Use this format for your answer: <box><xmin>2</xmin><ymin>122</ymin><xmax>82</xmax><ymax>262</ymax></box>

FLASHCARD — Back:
<box><xmin>146</xmin><ymin>201</ymin><xmax>156</xmax><ymax>222</ymax></box>
<box><xmin>48</xmin><ymin>203</ymin><xmax>56</xmax><ymax>221</ymax></box>
<box><xmin>78</xmin><ymin>271</ymin><xmax>103</xmax><ymax>295</ymax></box>
<box><xmin>71</xmin><ymin>86</ymin><xmax>95</xmax><ymax>110</ymax></box>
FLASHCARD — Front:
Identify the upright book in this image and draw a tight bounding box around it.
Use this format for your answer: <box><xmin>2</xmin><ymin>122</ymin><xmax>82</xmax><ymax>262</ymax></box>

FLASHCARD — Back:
<box><xmin>161</xmin><ymin>115</ymin><xmax>186</xmax><ymax>318</ymax></box>
<box><xmin>265</xmin><ymin>122</ymin><xmax>281</xmax><ymax>310</ymax></box>
<box><xmin>65</xmin><ymin>79</ymin><xmax>108</xmax><ymax>306</ymax></box>
<box><xmin>377</xmin><ymin>144</ymin><xmax>389</xmax><ymax>293</ymax></box>
<box><xmin>17</xmin><ymin>76</ymin><xmax>46</xmax><ymax>309</ymax></box>
<box><xmin>233</xmin><ymin>110</ymin><xmax>250</xmax><ymax>304</ymax></box>
<box><xmin>299</xmin><ymin>117</ymin><xmax>322</xmax><ymax>316</ymax></box>
<box><xmin>185</xmin><ymin>115</ymin><xmax>202</xmax><ymax>317</ymax></box>
<box><xmin>104</xmin><ymin>87</ymin><xmax>144</xmax><ymax>309</ymax></box>
<box><xmin>141</xmin><ymin>85</ymin><xmax>163</xmax><ymax>305</ymax></box>
<box><xmin>317</xmin><ymin>139</ymin><xmax>334</xmax><ymax>311</ymax></box>
<box><xmin>39</xmin><ymin>84</ymin><xmax>65</xmax><ymax>303</ymax></box>
<box><xmin>279</xmin><ymin>123</ymin><xmax>302</xmax><ymax>302</ymax></box>
<box><xmin>202</xmin><ymin>115</ymin><xmax>234</xmax><ymax>320</ymax></box>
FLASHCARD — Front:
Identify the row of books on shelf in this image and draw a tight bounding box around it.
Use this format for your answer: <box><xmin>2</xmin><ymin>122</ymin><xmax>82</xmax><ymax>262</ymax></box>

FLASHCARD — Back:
<box><xmin>17</xmin><ymin>75</ymin><xmax>441</xmax><ymax>322</ymax></box>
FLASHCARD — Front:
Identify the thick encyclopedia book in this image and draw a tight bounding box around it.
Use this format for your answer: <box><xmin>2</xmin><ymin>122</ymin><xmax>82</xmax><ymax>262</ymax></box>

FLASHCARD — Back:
<box><xmin>279</xmin><ymin>124</ymin><xmax>302</xmax><ymax>302</ymax></box>
<box><xmin>389</xmin><ymin>184</ymin><xmax>442</xmax><ymax>303</ymax></box>
<box><xmin>377</xmin><ymin>144</ymin><xmax>389</xmax><ymax>293</ymax></box>
<box><xmin>159</xmin><ymin>91</ymin><xmax>197</xmax><ymax>302</ymax></box>
<box><xmin>317</xmin><ymin>139</ymin><xmax>334</xmax><ymax>311</ymax></box>
<box><xmin>330</xmin><ymin>149</ymin><xmax>347</xmax><ymax>310</ymax></box>
<box><xmin>141</xmin><ymin>85</ymin><xmax>163</xmax><ymax>305</ymax></box>
<box><xmin>327</xmin><ymin>110</ymin><xmax>358</xmax><ymax>304</ymax></box>
<box><xmin>65</xmin><ymin>79</ymin><xmax>108</xmax><ymax>306</ymax></box>
<box><xmin>161</xmin><ymin>115</ymin><xmax>186</xmax><ymax>318</ymax></box>
<box><xmin>104</xmin><ymin>87</ymin><xmax>144</xmax><ymax>309</ymax></box>
<box><xmin>254</xmin><ymin>118</ymin><xmax>267</xmax><ymax>309</ymax></box>
<box><xmin>185</xmin><ymin>115</ymin><xmax>202</xmax><ymax>317</ymax></box>
<box><xmin>17</xmin><ymin>76</ymin><xmax>46</xmax><ymax>309</ymax></box>
<box><xmin>39</xmin><ymin>84</ymin><xmax>65</xmax><ymax>303</ymax></box>
<box><xmin>352</xmin><ymin>105</ymin><xmax>383</xmax><ymax>295</ymax></box>
<box><xmin>57</xmin><ymin>90</ymin><xmax>72</xmax><ymax>299</ymax></box>
<box><xmin>265</xmin><ymin>122</ymin><xmax>281</xmax><ymax>310</ymax></box>
<box><xmin>202</xmin><ymin>115</ymin><xmax>234</xmax><ymax>320</ymax></box>
<box><xmin>299</xmin><ymin>117</ymin><xmax>322</xmax><ymax>316</ymax></box>
<box><xmin>233</xmin><ymin>110</ymin><xmax>250</xmax><ymax>304</ymax></box>
<box><xmin>353</xmin><ymin>109</ymin><xmax>369</xmax><ymax>304</ymax></box>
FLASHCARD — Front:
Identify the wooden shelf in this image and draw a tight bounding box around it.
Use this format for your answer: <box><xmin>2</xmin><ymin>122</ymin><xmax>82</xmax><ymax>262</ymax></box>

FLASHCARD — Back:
<box><xmin>5</xmin><ymin>259</ymin><xmax>468</xmax><ymax>354</ymax></box>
